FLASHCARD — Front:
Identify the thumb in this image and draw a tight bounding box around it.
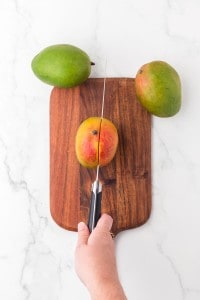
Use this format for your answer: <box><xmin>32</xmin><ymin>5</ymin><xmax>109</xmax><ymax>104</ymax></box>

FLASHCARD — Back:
<box><xmin>96</xmin><ymin>214</ymin><xmax>113</xmax><ymax>232</ymax></box>
<box><xmin>77</xmin><ymin>222</ymin><xmax>89</xmax><ymax>246</ymax></box>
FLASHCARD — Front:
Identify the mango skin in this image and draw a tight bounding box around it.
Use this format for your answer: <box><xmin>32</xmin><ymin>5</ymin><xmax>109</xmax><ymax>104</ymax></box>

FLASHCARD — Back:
<box><xmin>31</xmin><ymin>44</ymin><xmax>92</xmax><ymax>88</ymax></box>
<box><xmin>75</xmin><ymin>117</ymin><xmax>118</xmax><ymax>168</ymax></box>
<box><xmin>135</xmin><ymin>61</ymin><xmax>181</xmax><ymax>117</ymax></box>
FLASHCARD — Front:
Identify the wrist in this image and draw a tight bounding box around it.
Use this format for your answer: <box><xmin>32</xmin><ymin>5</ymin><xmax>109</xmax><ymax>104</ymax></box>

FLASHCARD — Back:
<box><xmin>89</xmin><ymin>278</ymin><xmax>127</xmax><ymax>300</ymax></box>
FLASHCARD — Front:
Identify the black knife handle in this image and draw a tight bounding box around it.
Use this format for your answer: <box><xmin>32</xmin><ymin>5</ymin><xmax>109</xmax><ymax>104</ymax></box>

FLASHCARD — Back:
<box><xmin>88</xmin><ymin>190</ymin><xmax>102</xmax><ymax>233</ymax></box>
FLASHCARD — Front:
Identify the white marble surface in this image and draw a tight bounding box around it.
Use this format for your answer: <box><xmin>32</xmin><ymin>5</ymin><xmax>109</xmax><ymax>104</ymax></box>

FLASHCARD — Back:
<box><xmin>0</xmin><ymin>0</ymin><xmax>200</xmax><ymax>299</ymax></box>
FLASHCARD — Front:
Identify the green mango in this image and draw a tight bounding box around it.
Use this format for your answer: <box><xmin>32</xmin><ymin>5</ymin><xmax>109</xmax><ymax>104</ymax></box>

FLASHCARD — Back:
<box><xmin>135</xmin><ymin>61</ymin><xmax>181</xmax><ymax>117</ymax></box>
<box><xmin>31</xmin><ymin>44</ymin><xmax>93</xmax><ymax>88</ymax></box>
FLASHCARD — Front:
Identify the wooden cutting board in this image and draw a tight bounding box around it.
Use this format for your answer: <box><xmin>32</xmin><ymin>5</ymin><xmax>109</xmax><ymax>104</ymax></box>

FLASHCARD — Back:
<box><xmin>50</xmin><ymin>78</ymin><xmax>151</xmax><ymax>236</ymax></box>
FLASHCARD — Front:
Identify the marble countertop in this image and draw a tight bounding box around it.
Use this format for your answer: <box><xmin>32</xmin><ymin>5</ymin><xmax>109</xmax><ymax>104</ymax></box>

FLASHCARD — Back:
<box><xmin>0</xmin><ymin>1</ymin><xmax>200</xmax><ymax>299</ymax></box>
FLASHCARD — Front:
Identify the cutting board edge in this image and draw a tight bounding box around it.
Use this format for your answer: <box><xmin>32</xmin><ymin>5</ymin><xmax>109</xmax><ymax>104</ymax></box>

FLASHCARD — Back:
<box><xmin>50</xmin><ymin>208</ymin><xmax>78</xmax><ymax>232</ymax></box>
<box><xmin>50</xmin><ymin>204</ymin><xmax>152</xmax><ymax>236</ymax></box>
<box><xmin>49</xmin><ymin>77</ymin><xmax>136</xmax><ymax>96</ymax></box>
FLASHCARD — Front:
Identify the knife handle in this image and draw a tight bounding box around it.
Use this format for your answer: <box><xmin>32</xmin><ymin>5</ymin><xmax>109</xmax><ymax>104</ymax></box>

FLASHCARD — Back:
<box><xmin>88</xmin><ymin>189</ymin><xmax>102</xmax><ymax>233</ymax></box>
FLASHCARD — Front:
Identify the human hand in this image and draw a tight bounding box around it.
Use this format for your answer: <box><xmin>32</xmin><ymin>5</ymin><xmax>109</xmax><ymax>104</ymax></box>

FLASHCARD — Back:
<box><xmin>75</xmin><ymin>214</ymin><xmax>126</xmax><ymax>300</ymax></box>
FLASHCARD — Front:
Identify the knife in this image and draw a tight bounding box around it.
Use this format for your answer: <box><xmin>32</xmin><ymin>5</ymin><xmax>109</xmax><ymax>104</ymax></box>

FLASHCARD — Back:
<box><xmin>88</xmin><ymin>165</ymin><xmax>102</xmax><ymax>232</ymax></box>
<box><xmin>88</xmin><ymin>78</ymin><xmax>106</xmax><ymax>232</ymax></box>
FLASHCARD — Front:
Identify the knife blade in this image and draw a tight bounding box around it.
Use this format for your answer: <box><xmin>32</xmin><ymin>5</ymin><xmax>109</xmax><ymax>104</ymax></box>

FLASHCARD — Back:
<box><xmin>88</xmin><ymin>78</ymin><xmax>106</xmax><ymax>232</ymax></box>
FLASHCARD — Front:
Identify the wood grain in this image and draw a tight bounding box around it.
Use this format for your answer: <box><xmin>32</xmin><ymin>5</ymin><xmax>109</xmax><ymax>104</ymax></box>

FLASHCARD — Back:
<box><xmin>50</xmin><ymin>78</ymin><xmax>151</xmax><ymax>236</ymax></box>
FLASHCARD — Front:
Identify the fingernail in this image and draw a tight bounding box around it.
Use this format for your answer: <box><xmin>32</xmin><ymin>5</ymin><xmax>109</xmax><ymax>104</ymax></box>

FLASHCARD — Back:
<box><xmin>78</xmin><ymin>222</ymin><xmax>87</xmax><ymax>231</ymax></box>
